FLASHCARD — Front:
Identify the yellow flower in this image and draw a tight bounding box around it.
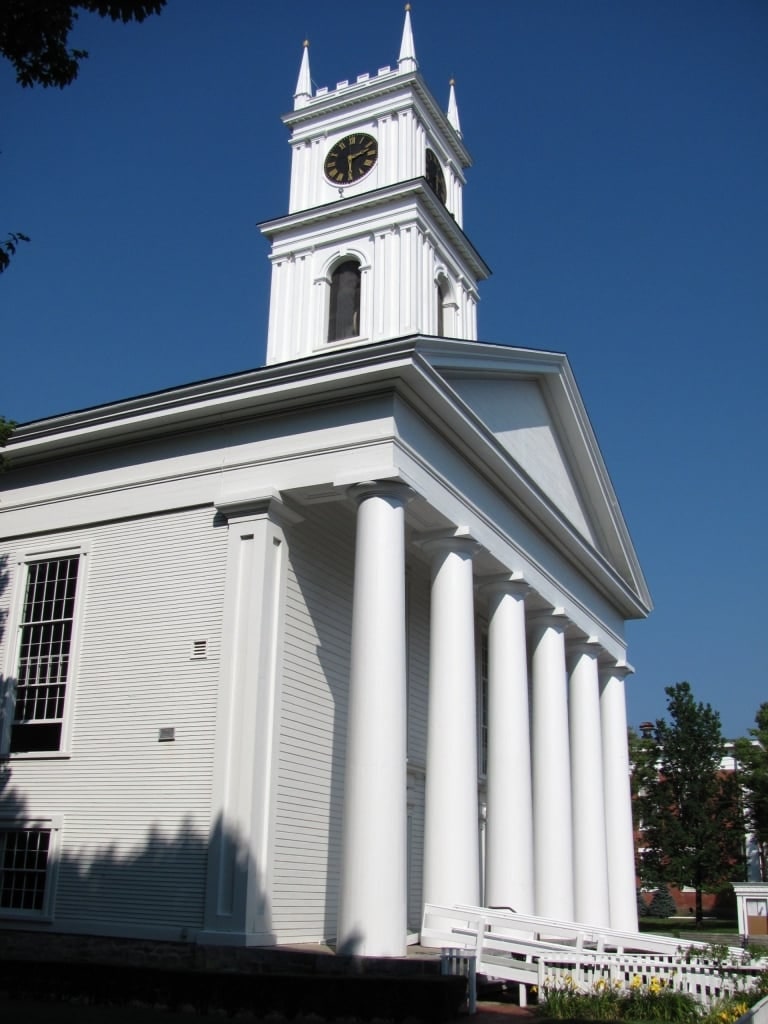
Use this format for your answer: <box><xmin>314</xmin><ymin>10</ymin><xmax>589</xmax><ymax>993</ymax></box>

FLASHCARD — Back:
<box><xmin>630</xmin><ymin>975</ymin><xmax>642</xmax><ymax>990</ymax></box>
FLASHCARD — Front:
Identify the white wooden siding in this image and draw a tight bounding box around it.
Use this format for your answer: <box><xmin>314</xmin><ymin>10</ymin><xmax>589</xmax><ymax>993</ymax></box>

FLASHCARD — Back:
<box><xmin>270</xmin><ymin>513</ymin><xmax>434</xmax><ymax>944</ymax></box>
<box><xmin>271</xmin><ymin>504</ymin><xmax>354</xmax><ymax>943</ymax></box>
<box><xmin>406</xmin><ymin>566</ymin><xmax>430</xmax><ymax>930</ymax></box>
<box><xmin>0</xmin><ymin>505</ymin><xmax>226</xmax><ymax>935</ymax></box>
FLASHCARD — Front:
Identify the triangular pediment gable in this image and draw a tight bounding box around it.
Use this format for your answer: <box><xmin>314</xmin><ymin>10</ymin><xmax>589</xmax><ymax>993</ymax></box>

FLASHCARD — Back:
<box><xmin>448</xmin><ymin>375</ymin><xmax>597</xmax><ymax>545</ymax></box>
<box><xmin>416</xmin><ymin>339</ymin><xmax>650</xmax><ymax>608</ymax></box>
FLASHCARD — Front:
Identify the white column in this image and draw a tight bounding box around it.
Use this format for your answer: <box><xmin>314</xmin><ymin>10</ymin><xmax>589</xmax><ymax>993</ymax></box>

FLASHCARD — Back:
<box><xmin>599</xmin><ymin>662</ymin><xmax>639</xmax><ymax>931</ymax></box>
<box><xmin>422</xmin><ymin>535</ymin><xmax>480</xmax><ymax>910</ymax></box>
<box><xmin>337</xmin><ymin>482</ymin><xmax>411</xmax><ymax>956</ymax></box>
<box><xmin>567</xmin><ymin>638</ymin><xmax>610</xmax><ymax>926</ymax></box>
<box><xmin>530</xmin><ymin>611</ymin><xmax>574</xmax><ymax>920</ymax></box>
<box><xmin>483</xmin><ymin>579</ymin><xmax>534</xmax><ymax>913</ymax></box>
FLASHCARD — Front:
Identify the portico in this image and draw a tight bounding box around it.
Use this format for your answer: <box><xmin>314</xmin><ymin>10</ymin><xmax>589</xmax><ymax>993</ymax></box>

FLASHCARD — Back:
<box><xmin>333</xmin><ymin>460</ymin><xmax>642</xmax><ymax>957</ymax></box>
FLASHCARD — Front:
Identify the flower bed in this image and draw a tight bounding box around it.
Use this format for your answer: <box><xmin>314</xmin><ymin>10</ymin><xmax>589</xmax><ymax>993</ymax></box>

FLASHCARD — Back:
<box><xmin>535</xmin><ymin>965</ymin><xmax>768</xmax><ymax>1024</ymax></box>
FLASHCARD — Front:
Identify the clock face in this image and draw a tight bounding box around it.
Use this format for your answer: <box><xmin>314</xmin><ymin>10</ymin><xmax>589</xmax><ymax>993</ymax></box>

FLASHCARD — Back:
<box><xmin>324</xmin><ymin>133</ymin><xmax>378</xmax><ymax>185</ymax></box>
<box><xmin>425</xmin><ymin>148</ymin><xmax>447</xmax><ymax>204</ymax></box>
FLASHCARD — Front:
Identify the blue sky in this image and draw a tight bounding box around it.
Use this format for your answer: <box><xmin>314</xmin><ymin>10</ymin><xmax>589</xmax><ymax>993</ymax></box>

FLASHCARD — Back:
<box><xmin>2</xmin><ymin>1</ymin><xmax>766</xmax><ymax>737</ymax></box>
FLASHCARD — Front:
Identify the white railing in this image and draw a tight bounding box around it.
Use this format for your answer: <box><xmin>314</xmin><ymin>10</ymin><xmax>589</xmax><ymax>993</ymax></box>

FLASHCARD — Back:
<box><xmin>739</xmin><ymin>994</ymin><xmax>768</xmax><ymax>1024</ymax></box>
<box><xmin>424</xmin><ymin>903</ymin><xmax>765</xmax><ymax>1012</ymax></box>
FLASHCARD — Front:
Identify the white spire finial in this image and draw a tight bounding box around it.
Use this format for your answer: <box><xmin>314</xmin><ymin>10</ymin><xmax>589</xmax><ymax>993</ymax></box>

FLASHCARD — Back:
<box><xmin>447</xmin><ymin>77</ymin><xmax>462</xmax><ymax>136</ymax></box>
<box><xmin>398</xmin><ymin>4</ymin><xmax>417</xmax><ymax>73</ymax></box>
<box><xmin>294</xmin><ymin>39</ymin><xmax>312</xmax><ymax>109</ymax></box>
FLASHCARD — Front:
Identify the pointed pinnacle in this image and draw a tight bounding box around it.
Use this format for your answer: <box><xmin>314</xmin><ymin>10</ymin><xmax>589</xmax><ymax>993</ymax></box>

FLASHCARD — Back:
<box><xmin>294</xmin><ymin>39</ymin><xmax>312</xmax><ymax>109</ymax></box>
<box><xmin>398</xmin><ymin>4</ymin><xmax>417</xmax><ymax>73</ymax></box>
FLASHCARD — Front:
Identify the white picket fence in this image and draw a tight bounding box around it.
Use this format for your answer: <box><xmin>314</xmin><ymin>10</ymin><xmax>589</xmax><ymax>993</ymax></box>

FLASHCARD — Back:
<box><xmin>423</xmin><ymin>903</ymin><xmax>765</xmax><ymax>1011</ymax></box>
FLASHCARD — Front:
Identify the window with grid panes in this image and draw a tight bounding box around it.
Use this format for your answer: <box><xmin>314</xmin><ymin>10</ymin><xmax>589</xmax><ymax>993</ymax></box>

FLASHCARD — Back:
<box><xmin>0</xmin><ymin>827</ymin><xmax>51</xmax><ymax>913</ymax></box>
<box><xmin>11</xmin><ymin>556</ymin><xmax>79</xmax><ymax>753</ymax></box>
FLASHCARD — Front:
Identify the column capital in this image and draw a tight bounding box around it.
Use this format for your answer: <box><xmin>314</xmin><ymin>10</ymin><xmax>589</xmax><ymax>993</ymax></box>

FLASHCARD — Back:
<box><xmin>215</xmin><ymin>488</ymin><xmax>304</xmax><ymax>526</ymax></box>
<box><xmin>528</xmin><ymin>607</ymin><xmax>568</xmax><ymax>635</ymax></box>
<box><xmin>347</xmin><ymin>480</ymin><xmax>414</xmax><ymax>507</ymax></box>
<box><xmin>477</xmin><ymin>573</ymin><xmax>530</xmax><ymax>600</ymax></box>
<box><xmin>566</xmin><ymin>635</ymin><xmax>603</xmax><ymax>665</ymax></box>
<box><xmin>599</xmin><ymin>659</ymin><xmax>635</xmax><ymax>681</ymax></box>
<box><xmin>416</xmin><ymin>527</ymin><xmax>479</xmax><ymax>559</ymax></box>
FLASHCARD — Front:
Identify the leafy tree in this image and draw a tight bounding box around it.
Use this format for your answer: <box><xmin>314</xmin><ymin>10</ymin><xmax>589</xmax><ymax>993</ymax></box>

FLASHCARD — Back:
<box><xmin>0</xmin><ymin>1</ymin><xmax>167</xmax><ymax>89</ymax></box>
<box><xmin>635</xmin><ymin>682</ymin><xmax>745</xmax><ymax>925</ymax></box>
<box><xmin>735</xmin><ymin>703</ymin><xmax>768</xmax><ymax>881</ymax></box>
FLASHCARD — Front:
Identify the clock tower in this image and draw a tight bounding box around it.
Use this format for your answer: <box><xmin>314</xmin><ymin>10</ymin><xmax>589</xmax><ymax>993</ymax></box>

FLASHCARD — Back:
<box><xmin>261</xmin><ymin>6</ymin><xmax>490</xmax><ymax>365</ymax></box>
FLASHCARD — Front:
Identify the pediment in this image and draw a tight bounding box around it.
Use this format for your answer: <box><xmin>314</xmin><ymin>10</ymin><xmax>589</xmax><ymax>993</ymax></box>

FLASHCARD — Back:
<box><xmin>448</xmin><ymin>376</ymin><xmax>597</xmax><ymax>545</ymax></box>
<box><xmin>417</xmin><ymin>340</ymin><xmax>650</xmax><ymax>608</ymax></box>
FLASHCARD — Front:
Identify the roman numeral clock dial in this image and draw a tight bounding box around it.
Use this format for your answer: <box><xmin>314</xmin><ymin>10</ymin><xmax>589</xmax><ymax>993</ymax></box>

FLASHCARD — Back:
<box><xmin>324</xmin><ymin>133</ymin><xmax>378</xmax><ymax>185</ymax></box>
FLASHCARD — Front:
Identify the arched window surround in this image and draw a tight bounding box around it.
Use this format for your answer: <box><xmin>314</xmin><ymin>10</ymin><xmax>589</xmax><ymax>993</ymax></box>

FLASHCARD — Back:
<box><xmin>320</xmin><ymin>249</ymin><xmax>371</xmax><ymax>347</ymax></box>
<box><xmin>435</xmin><ymin>268</ymin><xmax>458</xmax><ymax>338</ymax></box>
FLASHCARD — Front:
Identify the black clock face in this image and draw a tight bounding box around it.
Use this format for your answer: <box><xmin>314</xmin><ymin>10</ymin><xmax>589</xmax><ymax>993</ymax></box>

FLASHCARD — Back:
<box><xmin>324</xmin><ymin>133</ymin><xmax>378</xmax><ymax>185</ymax></box>
<box><xmin>425</xmin><ymin>148</ymin><xmax>447</xmax><ymax>204</ymax></box>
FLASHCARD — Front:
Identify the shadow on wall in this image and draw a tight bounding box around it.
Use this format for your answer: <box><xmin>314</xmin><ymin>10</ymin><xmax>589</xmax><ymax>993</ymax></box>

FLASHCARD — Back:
<box><xmin>282</xmin><ymin>507</ymin><xmax>356</xmax><ymax>946</ymax></box>
<box><xmin>0</xmin><ymin>762</ymin><xmax>275</xmax><ymax>947</ymax></box>
<box><xmin>0</xmin><ymin>549</ymin><xmax>278</xmax><ymax>946</ymax></box>
<box><xmin>0</xmin><ymin>555</ymin><xmax>8</xmax><ymax>648</ymax></box>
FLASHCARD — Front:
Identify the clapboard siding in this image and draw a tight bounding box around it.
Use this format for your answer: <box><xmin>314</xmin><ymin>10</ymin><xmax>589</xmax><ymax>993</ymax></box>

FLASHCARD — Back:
<box><xmin>406</xmin><ymin>565</ymin><xmax>430</xmax><ymax>929</ymax></box>
<box><xmin>271</xmin><ymin>504</ymin><xmax>354</xmax><ymax>943</ymax></box>
<box><xmin>407</xmin><ymin>567</ymin><xmax>430</xmax><ymax>769</ymax></box>
<box><xmin>0</xmin><ymin>505</ymin><xmax>226</xmax><ymax>934</ymax></box>
<box><xmin>271</xmin><ymin>510</ymin><xmax>433</xmax><ymax>944</ymax></box>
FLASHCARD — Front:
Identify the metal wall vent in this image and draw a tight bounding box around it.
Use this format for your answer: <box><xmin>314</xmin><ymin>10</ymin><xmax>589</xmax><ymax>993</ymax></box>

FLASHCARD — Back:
<box><xmin>191</xmin><ymin>639</ymin><xmax>208</xmax><ymax>659</ymax></box>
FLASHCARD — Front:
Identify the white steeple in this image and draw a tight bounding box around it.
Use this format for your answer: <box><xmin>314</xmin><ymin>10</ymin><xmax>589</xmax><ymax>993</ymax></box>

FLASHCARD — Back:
<box><xmin>447</xmin><ymin>78</ymin><xmax>462</xmax><ymax>136</ymax></box>
<box><xmin>263</xmin><ymin>8</ymin><xmax>488</xmax><ymax>366</ymax></box>
<box><xmin>397</xmin><ymin>4</ymin><xmax>417</xmax><ymax>73</ymax></box>
<box><xmin>293</xmin><ymin>40</ymin><xmax>312</xmax><ymax>109</ymax></box>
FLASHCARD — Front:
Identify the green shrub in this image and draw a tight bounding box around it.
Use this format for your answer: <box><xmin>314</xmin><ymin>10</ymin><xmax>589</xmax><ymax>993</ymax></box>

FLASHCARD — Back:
<box><xmin>648</xmin><ymin>884</ymin><xmax>678</xmax><ymax>918</ymax></box>
<box><xmin>536</xmin><ymin>975</ymin><xmax>700</xmax><ymax>1023</ymax></box>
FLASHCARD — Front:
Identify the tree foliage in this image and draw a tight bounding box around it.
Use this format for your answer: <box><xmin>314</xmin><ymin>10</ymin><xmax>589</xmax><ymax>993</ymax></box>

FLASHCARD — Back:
<box><xmin>0</xmin><ymin>416</ymin><xmax>15</xmax><ymax>471</ymax></box>
<box><xmin>634</xmin><ymin>682</ymin><xmax>745</xmax><ymax>925</ymax></box>
<box><xmin>0</xmin><ymin>1</ymin><xmax>166</xmax><ymax>89</ymax></box>
<box><xmin>0</xmin><ymin>231</ymin><xmax>30</xmax><ymax>275</ymax></box>
<box><xmin>735</xmin><ymin>703</ymin><xmax>768</xmax><ymax>881</ymax></box>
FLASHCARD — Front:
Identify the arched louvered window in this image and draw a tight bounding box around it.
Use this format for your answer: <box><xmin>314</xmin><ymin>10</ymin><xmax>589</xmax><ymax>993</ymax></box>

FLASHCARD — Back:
<box><xmin>328</xmin><ymin>260</ymin><xmax>361</xmax><ymax>342</ymax></box>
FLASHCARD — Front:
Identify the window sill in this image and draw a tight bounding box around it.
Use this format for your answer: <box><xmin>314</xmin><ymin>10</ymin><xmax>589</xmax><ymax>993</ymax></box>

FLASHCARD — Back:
<box><xmin>0</xmin><ymin>909</ymin><xmax>54</xmax><ymax>923</ymax></box>
<box><xmin>1</xmin><ymin>751</ymin><xmax>71</xmax><ymax>762</ymax></box>
<box><xmin>324</xmin><ymin>334</ymin><xmax>367</xmax><ymax>349</ymax></box>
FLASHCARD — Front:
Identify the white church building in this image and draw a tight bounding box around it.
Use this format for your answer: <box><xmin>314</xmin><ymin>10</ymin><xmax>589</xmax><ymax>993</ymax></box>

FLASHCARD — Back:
<box><xmin>0</xmin><ymin>11</ymin><xmax>650</xmax><ymax>958</ymax></box>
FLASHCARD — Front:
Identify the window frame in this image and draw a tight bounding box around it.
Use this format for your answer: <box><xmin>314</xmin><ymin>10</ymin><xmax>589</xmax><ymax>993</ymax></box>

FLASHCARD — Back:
<box><xmin>0</xmin><ymin>814</ymin><xmax>62</xmax><ymax>921</ymax></box>
<box><xmin>1</xmin><ymin>544</ymin><xmax>89</xmax><ymax>759</ymax></box>
<box><xmin>327</xmin><ymin>258</ymin><xmax>362</xmax><ymax>344</ymax></box>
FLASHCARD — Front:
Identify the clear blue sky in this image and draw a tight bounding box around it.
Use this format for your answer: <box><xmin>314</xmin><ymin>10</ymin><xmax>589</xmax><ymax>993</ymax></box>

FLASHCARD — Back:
<box><xmin>2</xmin><ymin>1</ymin><xmax>766</xmax><ymax>737</ymax></box>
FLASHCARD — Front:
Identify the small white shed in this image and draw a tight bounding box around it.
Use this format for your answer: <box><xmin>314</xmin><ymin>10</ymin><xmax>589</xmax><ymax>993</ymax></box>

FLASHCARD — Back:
<box><xmin>733</xmin><ymin>883</ymin><xmax>768</xmax><ymax>939</ymax></box>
